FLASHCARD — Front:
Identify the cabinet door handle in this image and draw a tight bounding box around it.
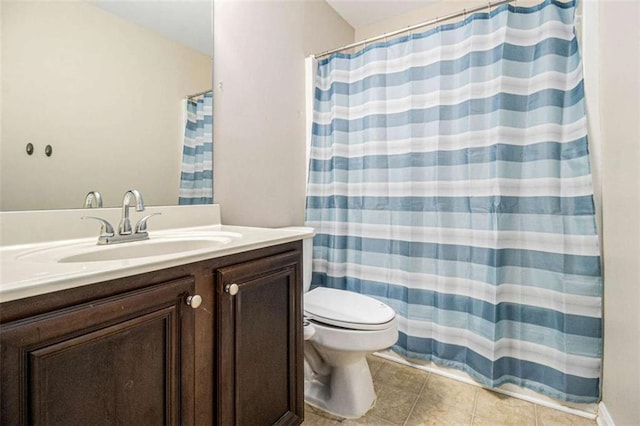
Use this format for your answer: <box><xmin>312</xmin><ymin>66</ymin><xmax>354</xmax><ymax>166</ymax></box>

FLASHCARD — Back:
<box><xmin>225</xmin><ymin>283</ymin><xmax>239</xmax><ymax>296</ymax></box>
<box><xmin>186</xmin><ymin>294</ymin><xmax>203</xmax><ymax>309</ymax></box>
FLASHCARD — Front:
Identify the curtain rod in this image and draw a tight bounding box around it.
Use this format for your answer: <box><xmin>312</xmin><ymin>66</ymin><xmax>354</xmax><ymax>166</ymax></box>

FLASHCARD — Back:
<box><xmin>186</xmin><ymin>89</ymin><xmax>212</xmax><ymax>100</ymax></box>
<box><xmin>314</xmin><ymin>0</ymin><xmax>515</xmax><ymax>59</ymax></box>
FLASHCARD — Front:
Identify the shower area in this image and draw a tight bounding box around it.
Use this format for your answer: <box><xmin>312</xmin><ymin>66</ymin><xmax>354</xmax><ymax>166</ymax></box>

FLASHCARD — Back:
<box><xmin>305</xmin><ymin>0</ymin><xmax>602</xmax><ymax>407</ymax></box>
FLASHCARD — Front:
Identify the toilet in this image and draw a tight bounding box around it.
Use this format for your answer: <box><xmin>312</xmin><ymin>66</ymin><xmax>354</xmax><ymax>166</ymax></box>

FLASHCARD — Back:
<box><xmin>294</xmin><ymin>228</ymin><xmax>399</xmax><ymax>419</ymax></box>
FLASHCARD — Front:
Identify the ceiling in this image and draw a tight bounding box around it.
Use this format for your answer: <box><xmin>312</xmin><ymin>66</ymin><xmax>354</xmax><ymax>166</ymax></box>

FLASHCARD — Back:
<box><xmin>325</xmin><ymin>0</ymin><xmax>438</xmax><ymax>29</ymax></box>
<box><xmin>90</xmin><ymin>0</ymin><xmax>436</xmax><ymax>54</ymax></box>
<box><xmin>92</xmin><ymin>1</ymin><xmax>213</xmax><ymax>56</ymax></box>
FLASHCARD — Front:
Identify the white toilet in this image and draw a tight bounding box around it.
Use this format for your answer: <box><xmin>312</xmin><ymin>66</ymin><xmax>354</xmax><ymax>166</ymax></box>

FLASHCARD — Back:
<box><xmin>296</xmin><ymin>229</ymin><xmax>399</xmax><ymax>419</ymax></box>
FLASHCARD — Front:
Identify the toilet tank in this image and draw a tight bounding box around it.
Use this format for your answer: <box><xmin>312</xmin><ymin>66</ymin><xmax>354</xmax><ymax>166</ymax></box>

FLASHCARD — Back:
<box><xmin>282</xmin><ymin>227</ymin><xmax>314</xmax><ymax>293</ymax></box>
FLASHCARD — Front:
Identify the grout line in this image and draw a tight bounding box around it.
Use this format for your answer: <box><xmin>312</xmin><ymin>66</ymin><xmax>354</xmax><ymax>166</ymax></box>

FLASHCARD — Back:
<box><xmin>473</xmin><ymin>387</ymin><xmax>479</xmax><ymax>411</ymax></box>
<box><xmin>402</xmin><ymin>376</ymin><xmax>428</xmax><ymax>426</ymax></box>
<box><xmin>470</xmin><ymin>387</ymin><xmax>480</xmax><ymax>425</ymax></box>
<box><xmin>372</xmin><ymin>362</ymin><xmax>384</xmax><ymax>380</ymax></box>
<box><xmin>424</xmin><ymin>370</ymin><xmax>433</xmax><ymax>385</ymax></box>
<box><xmin>534</xmin><ymin>404</ymin><xmax>539</xmax><ymax>426</ymax></box>
<box><xmin>402</xmin><ymin>376</ymin><xmax>429</xmax><ymax>425</ymax></box>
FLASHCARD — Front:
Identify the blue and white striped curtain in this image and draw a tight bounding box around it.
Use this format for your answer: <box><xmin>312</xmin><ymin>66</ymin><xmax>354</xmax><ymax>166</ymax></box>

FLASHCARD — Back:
<box><xmin>179</xmin><ymin>91</ymin><xmax>213</xmax><ymax>204</ymax></box>
<box><xmin>305</xmin><ymin>0</ymin><xmax>602</xmax><ymax>403</ymax></box>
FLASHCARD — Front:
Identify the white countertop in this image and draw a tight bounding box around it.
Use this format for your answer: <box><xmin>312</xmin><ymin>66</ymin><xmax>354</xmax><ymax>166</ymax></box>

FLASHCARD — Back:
<box><xmin>0</xmin><ymin>224</ymin><xmax>313</xmax><ymax>303</ymax></box>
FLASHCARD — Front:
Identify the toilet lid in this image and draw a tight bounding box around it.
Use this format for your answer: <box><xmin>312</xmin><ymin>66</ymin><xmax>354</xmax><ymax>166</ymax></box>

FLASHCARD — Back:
<box><xmin>304</xmin><ymin>287</ymin><xmax>396</xmax><ymax>331</ymax></box>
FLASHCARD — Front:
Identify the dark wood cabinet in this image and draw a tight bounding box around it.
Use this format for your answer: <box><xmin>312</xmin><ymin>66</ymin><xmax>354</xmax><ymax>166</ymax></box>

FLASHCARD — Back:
<box><xmin>0</xmin><ymin>276</ymin><xmax>196</xmax><ymax>426</ymax></box>
<box><xmin>216</xmin><ymin>251</ymin><xmax>303</xmax><ymax>426</ymax></box>
<box><xmin>0</xmin><ymin>241</ymin><xmax>303</xmax><ymax>426</ymax></box>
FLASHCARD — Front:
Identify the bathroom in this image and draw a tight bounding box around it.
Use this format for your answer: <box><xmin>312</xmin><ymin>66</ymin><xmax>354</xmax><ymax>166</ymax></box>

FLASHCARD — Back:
<box><xmin>0</xmin><ymin>0</ymin><xmax>638</xmax><ymax>425</ymax></box>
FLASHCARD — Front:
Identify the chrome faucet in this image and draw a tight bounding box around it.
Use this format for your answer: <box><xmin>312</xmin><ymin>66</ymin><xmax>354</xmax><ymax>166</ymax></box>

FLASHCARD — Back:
<box><xmin>83</xmin><ymin>191</ymin><xmax>103</xmax><ymax>208</ymax></box>
<box><xmin>83</xmin><ymin>189</ymin><xmax>161</xmax><ymax>245</ymax></box>
<box><xmin>119</xmin><ymin>189</ymin><xmax>145</xmax><ymax>235</ymax></box>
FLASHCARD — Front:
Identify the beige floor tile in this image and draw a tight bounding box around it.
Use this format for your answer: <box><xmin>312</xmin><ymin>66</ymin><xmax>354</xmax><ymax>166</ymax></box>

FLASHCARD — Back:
<box><xmin>368</xmin><ymin>383</ymin><xmax>420</xmax><ymax>425</ymax></box>
<box><xmin>367</xmin><ymin>355</ymin><xmax>386</xmax><ymax>379</ymax></box>
<box><xmin>472</xmin><ymin>415</ymin><xmax>517</xmax><ymax>426</ymax></box>
<box><xmin>536</xmin><ymin>405</ymin><xmax>597</xmax><ymax>426</ymax></box>
<box><xmin>406</xmin><ymin>394</ymin><xmax>474</xmax><ymax>426</ymax></box>
<box><xmin>304</xmin><ymin>360</ymin><xmax>595</xmax><ymax>426</ymax></box>
<box><xmin>342</xmin><ymin>411</ymin><xmax>396</xmax><ymax>425</ymax></box>
<box><xmin>305</xmin><ymin>404</ymin><xmax>344</xmax><ymax>422</ymax></box>
<box><xmin>302</xmin><ymin>411</ymin><xmax>341</xmax><ymax>425</ymax></box>
<box><xmin>419</xmin><ymin>374</ymin><xmax>479</xmax><ymax>414</ymax></box>
<box><xmin>474</xmin><ymin>389</ymin><xmax>536</xmax><ymax>426</ymax></box>
<box><xmin>373</xmin><ymin>362</ymin><xmax>428</xmax><ymax>394</ymax></box>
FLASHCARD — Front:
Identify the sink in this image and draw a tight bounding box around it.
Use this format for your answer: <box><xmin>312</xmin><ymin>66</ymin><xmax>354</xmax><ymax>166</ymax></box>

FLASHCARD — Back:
<box><xmin>58</xmin><ymin>238</ymin><xmax>229</xmax><ymax>263</ymax></box>
<box><xmin>16</xmin><ymin>232</ymin><xmax>242</xmax><ymax>263</ymax></box>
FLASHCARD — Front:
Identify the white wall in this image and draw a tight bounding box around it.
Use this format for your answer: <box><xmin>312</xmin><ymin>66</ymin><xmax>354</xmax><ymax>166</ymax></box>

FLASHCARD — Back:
<box><xmin>354</xmin><ymin>0</ymin><xmax>541</xmax><ymax>41</ymax></box>
<box><xmin>599</xmin><ymin>1</ymin><xmax>640</xmax><ymax>424</ymax></box>
<box><xmin>213</xmin><ymin>0</ymin><xmax>354</xmax><ymax>227</ymax></box>
<box><xmin>0</xmin><ymin>1</ymin><xmax>211</xmax><ymax>210</ymax></box>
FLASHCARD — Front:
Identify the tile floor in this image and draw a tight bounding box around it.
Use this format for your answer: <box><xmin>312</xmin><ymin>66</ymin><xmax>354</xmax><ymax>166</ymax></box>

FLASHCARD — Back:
<box><xmin>303</xmin><ymin>355</ymin><xmax>596</xmax><ymax>426</ymax></box>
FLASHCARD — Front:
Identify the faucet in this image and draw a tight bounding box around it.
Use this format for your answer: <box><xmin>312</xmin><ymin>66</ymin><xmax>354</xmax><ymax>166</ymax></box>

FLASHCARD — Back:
<box><xmin>83</xmin><ymin>191</ymin><xmax>103</xmax><ymax>208</ymax></box>
<box><xmin>83</xmin><ymin>189</ymin><xmax>160</xmax><ymax>245</ymax></box>
<box><xmin>119</xmin><ymin>189</ymin><xmax>145</xmax><ymax>235</ymax></box>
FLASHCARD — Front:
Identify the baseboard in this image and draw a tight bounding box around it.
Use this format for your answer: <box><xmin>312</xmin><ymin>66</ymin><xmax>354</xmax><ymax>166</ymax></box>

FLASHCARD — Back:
<box><xmin>597</xmin><ymin>402</ymin><xmax>615</xmax><ymax>426</ymax></box>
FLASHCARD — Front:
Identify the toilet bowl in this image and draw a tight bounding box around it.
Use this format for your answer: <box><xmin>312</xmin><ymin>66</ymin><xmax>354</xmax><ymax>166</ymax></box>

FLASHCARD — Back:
<box><xmin>304</xmin><ymin>287</ymin><xmax>398</xmax><ymax>418</ymax></box>
<box><xmin>287</xmin><ymin>227</ymin><xmax>399</xmax><ymax>419</ymax></box>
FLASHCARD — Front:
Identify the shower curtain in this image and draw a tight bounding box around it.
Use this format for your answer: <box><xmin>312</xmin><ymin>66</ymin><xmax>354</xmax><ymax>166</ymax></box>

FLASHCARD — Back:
<box><xmin>305</xmin><ymin>0</ymin><xmax>602</xmax><ymax>403</ymax></box>
<box><xmin>179</xmin><ymin>91</ymin><xmax>213</xmax><ymax>204</ymax></box>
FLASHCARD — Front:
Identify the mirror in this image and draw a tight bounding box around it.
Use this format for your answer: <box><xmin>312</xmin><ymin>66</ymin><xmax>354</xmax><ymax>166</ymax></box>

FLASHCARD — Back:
<box><xmin>0</xmin><ymin>0</ymin><xmax>213</xmax><ymax>211</ymax></box>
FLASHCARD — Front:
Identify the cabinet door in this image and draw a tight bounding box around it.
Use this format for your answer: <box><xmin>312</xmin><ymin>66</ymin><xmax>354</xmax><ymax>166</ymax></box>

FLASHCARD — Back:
<box><xmin>0</xmin><ymin>276</ymin><xmax>197</xmax><ymax>426</ymax></box>
<box><xmin>216</xmin><ymin>251</ymin><xmax>303</xmax><ymax>426</ymax></box>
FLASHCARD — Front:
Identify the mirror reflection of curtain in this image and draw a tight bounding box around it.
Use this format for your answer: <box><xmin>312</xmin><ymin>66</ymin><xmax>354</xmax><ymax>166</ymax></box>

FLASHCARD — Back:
<box><xmin>179</xmin><ymin>91</ymin><xmax>213</xmax><ymax>204</ymax></box>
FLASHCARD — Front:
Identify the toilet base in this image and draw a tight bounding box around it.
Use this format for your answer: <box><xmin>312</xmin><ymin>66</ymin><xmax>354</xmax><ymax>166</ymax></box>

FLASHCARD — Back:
<box><xmin>304</xmin><ymin>357</ymin><xmax>376</xmax><ymax>419</ymax></box>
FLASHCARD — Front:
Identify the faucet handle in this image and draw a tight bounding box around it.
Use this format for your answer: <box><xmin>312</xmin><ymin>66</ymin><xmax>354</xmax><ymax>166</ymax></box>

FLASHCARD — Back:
<box><xmin>82</xmin><ymin>216</ymin><xmax>115</xmax><ymax>236</ymax></box>
<box><xmin>135</xmin><ymin>212</ymin><xmax>161</xmax><ymax>233</ymax></box>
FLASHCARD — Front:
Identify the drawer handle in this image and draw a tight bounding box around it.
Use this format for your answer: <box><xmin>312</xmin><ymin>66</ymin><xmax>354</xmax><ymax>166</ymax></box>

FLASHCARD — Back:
<box><xmin>225</xmin><ymin>283</ymin><xmax>239</xmax><ymax>296</ymax></box>
<box><xmin>186</xmin><ymin>294</ymin><xmax>203</xmax><ymax>309</ymax></box>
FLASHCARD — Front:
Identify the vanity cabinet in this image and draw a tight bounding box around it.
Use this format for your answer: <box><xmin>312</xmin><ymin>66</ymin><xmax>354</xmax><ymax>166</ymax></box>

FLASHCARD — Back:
<box><xmin>216</xmin><ymin>251</ymin><xmax>303</xmax><ymax>425</ymax></box>
<box><xmin>0</xmin><ymin>276</ymin><xmax>197</xmax><ymax>425</ymax></box>
<box><xmin>0</xmin><ymin>241</ymin><xmax>304</xmax><ymax>426</ymax></box>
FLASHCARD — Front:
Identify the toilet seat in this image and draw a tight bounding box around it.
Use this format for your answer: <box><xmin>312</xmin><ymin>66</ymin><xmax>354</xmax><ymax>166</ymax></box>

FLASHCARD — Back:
<box><xmin>305</xmin><ymin>287</ymin><xmax>396</xmax><ymax>331</ymax></box>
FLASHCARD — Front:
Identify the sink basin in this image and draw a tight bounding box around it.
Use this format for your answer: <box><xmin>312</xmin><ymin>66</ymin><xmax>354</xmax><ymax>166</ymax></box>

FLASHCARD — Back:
<box><xmin>16</xmin><ymin>232</ymin><xmax>242</xmax><ymax>263</ymax></box>
<box><xmin>59</xmin><ymin>238</ymin><xmax>228</xmax><ymax>263</ymax></box>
